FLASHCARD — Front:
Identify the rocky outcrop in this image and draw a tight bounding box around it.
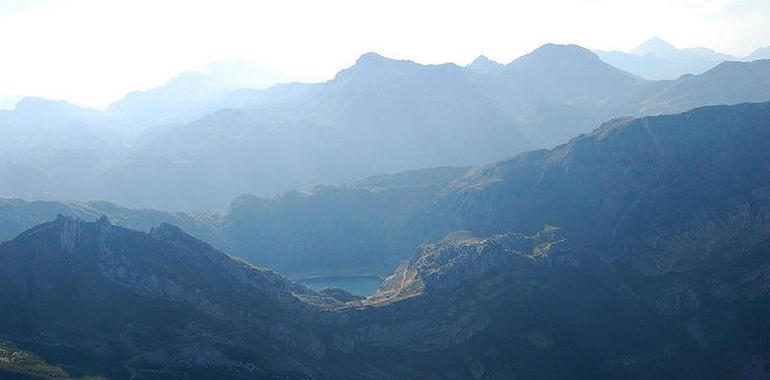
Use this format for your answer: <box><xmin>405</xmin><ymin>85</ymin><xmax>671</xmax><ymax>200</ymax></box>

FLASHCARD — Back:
<box><xmin>0</xmin><ymin>216</ymin><xmax>339</xmax><ymax>379</ymax></box>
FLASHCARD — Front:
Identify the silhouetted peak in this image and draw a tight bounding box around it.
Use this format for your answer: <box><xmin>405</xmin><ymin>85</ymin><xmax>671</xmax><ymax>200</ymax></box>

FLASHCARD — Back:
<box><xmin>632</xmin><ymin>36</ymin><xmax>677</xmax><ymax>56</ymax></box>
<box><xmin>14</xmin><ymin>97</ymin><xmax>79</xmax><ymax>113</ymax></box>
<box><xmin>747</xmin><ymin>46</ymin><xmax>770</xmax><ymax>61</ymax></box>
<box><xmin>471</xmin><ymin>55</ymin><xmax>493</xmax><ymax>64</ymax></box>
<box><xmin>355</xmin><ymin>51</ymin><xmax>389</xmax><ymax>66</ymax></box>
<box><xmin>525</xmin><ymin>43</ymin><xmax>598</xmax><ymax>61</ymax></box>
<box><xmin>467</xmin><ymin>55</ymin><xmax>504</xmax><ymax>73</ymax></box>
<box><xmin>508</xmin><ymin>44</ymin><xmax>603</xmax><ymax>70</ymax></box>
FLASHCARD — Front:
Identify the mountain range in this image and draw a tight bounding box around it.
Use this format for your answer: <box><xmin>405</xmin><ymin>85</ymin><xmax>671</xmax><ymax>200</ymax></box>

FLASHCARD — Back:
<box><xmin>595</xmin><ymin>36</ymin><xmax>769</xmax><ymax>80</ymax></box>
<box><xmin>2</xmin><ymin>42</ymin><xmax>770</xmax><ymax>210</ymax></box>
<box><xmin>1</xmin><ymin>100</ymin><xmax>768</xmax><ymax>277</ymax></box>
<box><xmin>1</xmin><ymin>101</ymin><xmax>770</xmax><ymax>378</ymax></box>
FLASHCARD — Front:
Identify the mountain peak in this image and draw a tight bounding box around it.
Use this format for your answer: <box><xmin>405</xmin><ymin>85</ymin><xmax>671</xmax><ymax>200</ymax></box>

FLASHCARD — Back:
<box><xmin>14</xmin><ymin>97</ymin><xmax>79</xmax><ymax>113</ymax></box>
<box><xmin>748</xmin><ymin>46</ymin><xmax>770</xmax><ymax>61</ymax></box>
<box><xmin>472</xmin><ymin>55</ymin><xmax>493</xmax><ymax>64</ymax></box>
<box><xmin>632</xmin><ymin>36</ymin><xmax>677</xmax><ymax>56</ymax></box>
<box><xmin>527</xmin><ymin>43</ymin><xmax>598</xmax><ymax>60</ymax></box>
<box><xmin>466</xmin><ymin>55</ymin><xmax>504</xmax><ymax>73</ymax></box>
<box><xmin>510</xmin><ymin>44</ymin><xmax>604</xmax><ymax>68</ymax></box>
<box><xmin>355</xmin><ymin>51</ymin><xmax>388</xmax><ymax>65</ymax></box>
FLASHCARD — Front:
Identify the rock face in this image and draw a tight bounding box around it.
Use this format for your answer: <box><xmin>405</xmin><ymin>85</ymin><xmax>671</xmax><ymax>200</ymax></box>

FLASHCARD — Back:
<box><xmin>0</xmin><ymin>216</ymin><xmax>339</xmax><ymax>379</ymax></box>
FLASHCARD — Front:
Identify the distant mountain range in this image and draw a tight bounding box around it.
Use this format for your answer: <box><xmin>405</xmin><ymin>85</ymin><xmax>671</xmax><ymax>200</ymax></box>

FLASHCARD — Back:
<box><xmin>105</xmin><ymin>60</ymin><xmax>291</xmax><ymax>131</ymax></box>
<box><xmin>595</xmin><ymin>36</ymin><xmax>769</xmax><ymax>80</ymax></box>
<box><xmin>2</xmin><ymin>101</ymin><xmax>770</xmax><ymax>378</ymax></box>
<box><xmin>2</xmin><ymin>101</ymin><xmax>769</xmax><ymax>278</ymax></box>
<box><xmin>0</xmin><ymin>166</ymin><xmax>468</xmax><ymax>277</ymax></box>
<box><xmin>1</xmin><ymin>42</ymin><xmax>770</xmax><ymax>210</ymax></box>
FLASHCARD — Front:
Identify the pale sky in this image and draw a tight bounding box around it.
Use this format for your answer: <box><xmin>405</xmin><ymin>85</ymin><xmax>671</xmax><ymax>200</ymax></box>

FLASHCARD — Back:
<box><xmin>1</xmin><ymin>0</ymin><xmax>769</xmax><ymax>108</ymax></box>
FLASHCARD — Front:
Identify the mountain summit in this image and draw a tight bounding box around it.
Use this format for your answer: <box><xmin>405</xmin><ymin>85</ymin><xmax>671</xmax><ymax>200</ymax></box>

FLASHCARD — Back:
<box><xmin>631</xmin><ymin>36</ymin><xmax>678</xmax><ymax>56</ymax></box>
<box><xmin>466</xmin><ymin>55</ymin><xmax>504</xmax><ymax>73</ymax></box>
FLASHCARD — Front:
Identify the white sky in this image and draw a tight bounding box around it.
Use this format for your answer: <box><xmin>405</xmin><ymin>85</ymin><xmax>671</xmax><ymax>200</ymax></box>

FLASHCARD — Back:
<box><xmin>1</xmin><ymin>0</ymin><xmax>769</xmax><ymax>108</ymax></box>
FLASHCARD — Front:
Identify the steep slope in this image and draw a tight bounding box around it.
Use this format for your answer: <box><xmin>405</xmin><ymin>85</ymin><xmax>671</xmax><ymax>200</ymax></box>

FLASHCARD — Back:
<box><xmin>326</xmin><ymin>101</ymin><xmax>770</xmax><ymax>378</ymax></box>
<box><xmin>434</xmin><ymin>102</ymin><xmax>770</xmax><ymax>267</ymax></box>
<box><xmin>337</xmin><ymin>226</ymin><xmax>770</xmax><ymax>378</ymax></box>
<box><xmin>495</xmin><ymin>44</ymin><xmax>643</xmax><ymax>106</ymax></box>
<box><xmin>0</xmin><ymin>216</ymin><xmax>339</xmax><ymax>379</ymax></box>
<box><xmin>631</xmin><ymin>60</ymin><xmax>770</xmax><ymax>114</ymax></box>
<box><xmin>480</xmin><ymin>44</ymin><xmax>644</xmax><ymax>146</ymax></box>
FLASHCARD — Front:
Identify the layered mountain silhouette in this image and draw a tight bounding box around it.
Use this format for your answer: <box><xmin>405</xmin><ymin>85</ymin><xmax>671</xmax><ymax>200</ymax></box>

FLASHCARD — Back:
<box><xmin>2</xmin><ymin>101</ymin><xmax>769</xmax><ymax>279</ymax></box>
<box><xmin>465</xmin><ymin>55</ymin><xmax>504</xmax><ymax>73</ymax></box>
<box><xmin>2</xmin><ymin>43</ymin><xmax>770</xmax><ymax>211</ymax></box>
<box><xmin>2</xmin><ymin>102</ymin><xmax>770</xmax><ymax>378</ymax></box>
<box><xmin>126</xmin><ymin>45</ymin><xmax>770</xmax><ymax>209</ymax></box>
<box><xmin>0</xmin><ymin>166</ymin><xmax>469</xmax><ymax>277</ymax></box>
<box><xmin>106</xmin><ymin>60</ymin><xmax>290</xmax><ymax>131</ymax></box>
<box><xmin>595</xmin><ymin>36</ymin><xmax>738</xmax><ymax>80</ymax></box>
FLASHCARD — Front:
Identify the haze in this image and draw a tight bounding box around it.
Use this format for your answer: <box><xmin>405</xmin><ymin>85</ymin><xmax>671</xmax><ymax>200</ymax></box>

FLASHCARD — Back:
<box><xmin>2</xmin><ymin>0</ymin><xmax>769</xmax><ymax>108</ymax></box>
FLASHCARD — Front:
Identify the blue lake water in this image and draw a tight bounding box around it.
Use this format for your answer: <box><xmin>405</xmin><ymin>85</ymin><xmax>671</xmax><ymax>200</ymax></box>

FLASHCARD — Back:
<box><xmin>299</xmin><ymin>275</ymin><xmax>384</xmax><ymax>297</ymax></box>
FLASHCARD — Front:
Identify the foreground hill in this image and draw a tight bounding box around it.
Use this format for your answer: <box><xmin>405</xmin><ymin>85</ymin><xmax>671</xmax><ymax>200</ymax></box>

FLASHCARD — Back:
<box><xmin>0</xmin><ymin>216</ymin><xmax>343</xmax><ymax>379</ymax></box>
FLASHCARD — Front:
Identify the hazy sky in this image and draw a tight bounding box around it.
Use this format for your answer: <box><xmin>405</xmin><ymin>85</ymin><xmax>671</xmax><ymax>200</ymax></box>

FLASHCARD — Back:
<box><xmin>1</xmin><ymin>0</ymin><xmax>769</xmax><ymax>108</ymax></box>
